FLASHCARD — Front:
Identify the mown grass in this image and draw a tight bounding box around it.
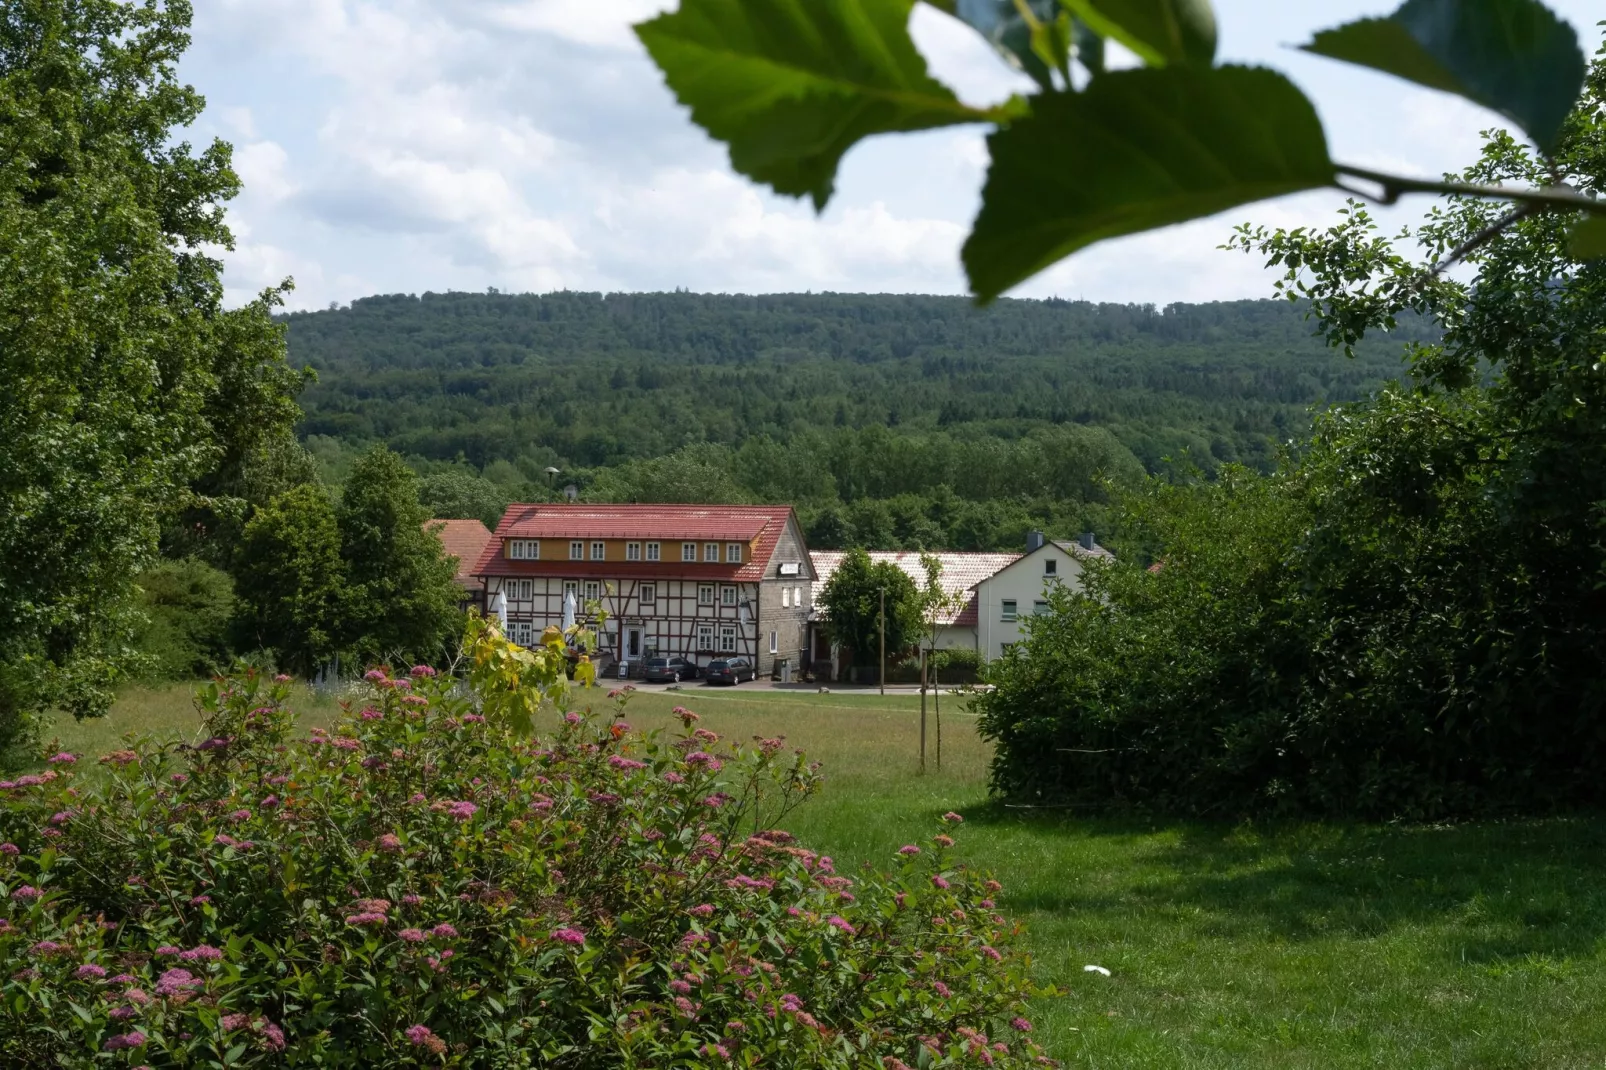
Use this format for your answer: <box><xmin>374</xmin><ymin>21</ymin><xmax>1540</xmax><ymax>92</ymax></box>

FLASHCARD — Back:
<box><xmin>61</xmin><ymin>681</ymin><xmax>1606</xmax><ymax>1067</ymax></box>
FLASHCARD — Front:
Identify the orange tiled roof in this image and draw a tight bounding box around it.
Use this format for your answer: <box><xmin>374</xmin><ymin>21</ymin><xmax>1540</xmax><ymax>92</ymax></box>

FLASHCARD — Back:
<box><xmin>473</xmin><ymin>504</ymin><xmax>799</xmax><ymax>583</ymax></box>
<box><xmin>425</xmin><ymin>519</ymin><xmax>494</xmax><ymax>588</ymax></box>
<box><xmin>809</xmin><ymin>550</ymin><xmax>1021</xmax><ymax>627</ymax></box>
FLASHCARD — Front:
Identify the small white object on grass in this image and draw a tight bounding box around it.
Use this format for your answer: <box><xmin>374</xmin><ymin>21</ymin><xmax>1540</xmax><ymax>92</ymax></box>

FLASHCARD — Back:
<box><xmin>1083</xmin><ymin>965</ymin><xmax>1111</xmax><ymax>976</ymax></box>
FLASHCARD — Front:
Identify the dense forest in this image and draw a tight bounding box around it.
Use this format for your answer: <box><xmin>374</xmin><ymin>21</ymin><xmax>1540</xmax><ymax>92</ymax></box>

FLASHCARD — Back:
<box><xmin>285</xmin><ymin>292</ymin><xmax>1426</xmax><ymax>549</ymax></box>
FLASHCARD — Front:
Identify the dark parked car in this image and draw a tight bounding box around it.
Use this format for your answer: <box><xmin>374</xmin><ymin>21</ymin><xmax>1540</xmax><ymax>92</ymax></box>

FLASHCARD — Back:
<box><xmin>704</xmin><ymin>657</ymin><xmax>755</xmax><ymax>686</ymax></box>
<box><xmin>643</xmin><ymin>656</ymin><xmax>698</xmax><ymax>683</ymax></box>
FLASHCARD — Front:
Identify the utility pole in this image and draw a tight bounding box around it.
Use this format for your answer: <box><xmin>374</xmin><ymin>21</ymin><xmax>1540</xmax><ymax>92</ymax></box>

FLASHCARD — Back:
<box><xmin>878</xmin><ymin>586</ymin><xmax>886</xmax><ymax>697</ymax></box>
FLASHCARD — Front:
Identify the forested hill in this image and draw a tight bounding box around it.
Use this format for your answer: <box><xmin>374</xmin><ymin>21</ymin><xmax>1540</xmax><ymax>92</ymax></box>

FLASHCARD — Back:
<box><xmin>283</xmin><ymin>291</ymin><xmax>1425</xmax><ymax>550</ymax></box>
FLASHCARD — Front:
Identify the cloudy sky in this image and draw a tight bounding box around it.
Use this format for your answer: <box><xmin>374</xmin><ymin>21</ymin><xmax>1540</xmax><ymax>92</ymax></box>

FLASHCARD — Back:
<box><xmin>181</xmin><ymin>0</ymin><xmax>1603</xmax><ymax>310</ymax></box>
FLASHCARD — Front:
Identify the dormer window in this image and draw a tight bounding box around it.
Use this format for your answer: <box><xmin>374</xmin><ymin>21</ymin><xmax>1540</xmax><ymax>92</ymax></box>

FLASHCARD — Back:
<box><xmin>682</xmin><ymin>542</ymin><xmax>697</xmax><ymax>562</ymax></box>
<box><xmin>726</xmin><ymin>543</ymin><xmax>742</xmax><ymax>563</ymax></box>
<box><xmin>569</xmin><ymin>540</ymin><xmax>584</xmax><ymax>560</ymax></box>
<box><xmin>626</xmin><ymin>542</ymin><xmax>641</xmax><ymax>561</ymax></box>
<box><xmin>590</xmin><ymin>541</ymin><xmax>605</xmax><ymax>561</ymax></box>
<box><xmin>704</xmin><ymin>542</ymin><xmax>719</xmax><ymax>563</ymax></box>
<box><xmin>646</xmin><ymin>541</ymin><xmax>661</xmax><ymax>561</ymax></box>
<box><xmin>508</xmin><ymin>540</ymin><xmax>539</xmax><ymax>560</ymax></box>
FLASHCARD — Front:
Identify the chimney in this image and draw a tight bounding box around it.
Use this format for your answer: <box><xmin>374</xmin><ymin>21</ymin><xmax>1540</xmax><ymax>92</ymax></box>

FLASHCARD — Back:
<box><xmin>1078</xmin><ymin>531</ymin><xmax>1096</xmax><ymax>551</ymax></box>
<box><xmin>1025</xmin><ymin>531</ymin><xmax>1045</xmax><ymax>552</ymax></box>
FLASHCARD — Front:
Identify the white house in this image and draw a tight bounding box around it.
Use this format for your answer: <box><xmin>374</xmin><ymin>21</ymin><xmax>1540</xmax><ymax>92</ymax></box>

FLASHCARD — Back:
<box><xmin>807</xmin><ymin>551</ymin><xmax>1021</xmax><ymax>671</ymax></box>
<box><xmin>808</xmin><ymin>534</ymin><xmax>1112</xmax><ymax>676</ymax></box>
<box><xmin>974</xmin><ymin>534</ymin><xmax>1113</xmax><ymax>662</ymax></box>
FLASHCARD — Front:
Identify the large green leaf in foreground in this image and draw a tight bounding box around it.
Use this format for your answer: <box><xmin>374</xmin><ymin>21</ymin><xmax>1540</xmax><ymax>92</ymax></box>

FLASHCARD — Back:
<box><xmin>963</xmin><ymin>65</ymin><xmax>1334</xmax><ymax>301</ymax></box>
<box><xmin>636</xmin><ymin>0</ymin><xmax>994</xmax><ymax>210</ymax></box>
<box><xmin>1570</xmin><ymin>215</ymin><xmax>1606</xmax><ymax>260</ymax></box>
<box><xmin>1304</xmin><ymin>0</ymin><xmax>1585</xmax><ymax>154</ymax></box>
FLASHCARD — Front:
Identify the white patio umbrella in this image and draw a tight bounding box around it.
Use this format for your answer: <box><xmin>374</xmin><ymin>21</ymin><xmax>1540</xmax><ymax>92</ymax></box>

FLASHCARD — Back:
<box><xmin>492</xmin><ymin>589</ymin><xmax>508</xmax><ymax>630</ymax></box>
<box><xmin>562</xmin><ymin>590</ymin><xmax>577</xmax><ymax>633</ymax></box>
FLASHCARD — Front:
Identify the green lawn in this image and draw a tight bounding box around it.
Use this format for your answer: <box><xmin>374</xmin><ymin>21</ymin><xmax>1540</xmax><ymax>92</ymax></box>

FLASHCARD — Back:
<box><xmin>66</xmin><ymin>682</ymin><xmax>1606</xmax><ymax>1068</ymax></box>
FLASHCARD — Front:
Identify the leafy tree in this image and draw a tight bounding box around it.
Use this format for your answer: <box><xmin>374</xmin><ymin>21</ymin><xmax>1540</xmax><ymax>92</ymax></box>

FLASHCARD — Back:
<box><xmin>913</xmin><ymin>554</ymin><xmax>969</xmax><ymax>771</ymax></box>
<box><xmin>129</xmin><ymin>559</ymin><xmax>237</xmax><ymax>680</ymax></box>
<box><xmin>636</xmin><ymin>0</ymin><xmax>1606</xmax><ymax>297</ymax></box>
<box><xmin>337</xmin><ymin>447</ymin><xmax>463</xmax><ymax>666</ymax></box>
<box><xmin>976</xmin><ymin>41</ymin><xmax>1606</xmax><ymax>818</ymax></box>
<box><xmin>418</xmin><ymin>468</ymin><xmax>510</xmax><ymax>529</ymax></box>
<box><xmin>817</xmin><ymin>549</ymin><xmax>922</xmax><ymax>671</ymax></box>
<box><xmin>588</xmin><ymin>443</ymin><xmax>749</xmax><ymax>504</ymax></box>
<box><xmin>233</xmin><ymin>485</ymin><xmax>348</xmax><ymax>676</ymax></box>
<box><xmin>0</xmin><ymin>0</ymin><xmax>299</xmax><ymax>749</ymax></box>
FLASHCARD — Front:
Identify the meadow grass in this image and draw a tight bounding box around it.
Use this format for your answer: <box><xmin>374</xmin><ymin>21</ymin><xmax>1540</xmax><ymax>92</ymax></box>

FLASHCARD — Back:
<box><xmin>61</xmin><ymin>681</ymin><xmax>1606</xmax><ymax>1067</ymax></box>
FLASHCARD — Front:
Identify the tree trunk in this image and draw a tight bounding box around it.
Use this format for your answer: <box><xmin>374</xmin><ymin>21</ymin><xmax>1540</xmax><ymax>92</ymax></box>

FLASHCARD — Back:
<box><xmin>919</xmin><ymin>647</ymin><xmax>928</xmax><ymax>773</ymax></box>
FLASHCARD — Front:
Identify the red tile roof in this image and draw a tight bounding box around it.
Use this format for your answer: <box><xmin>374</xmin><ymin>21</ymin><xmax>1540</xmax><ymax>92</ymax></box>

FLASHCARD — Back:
<box><xmin>474</xmin><ymin>504</ymin><xmax>799</xmax><ymax>583</ymax></box>
<box><xmin>809</xmin><ymin>551</ymin><xmax>1021</xmax><ymax>628</ymax></box>
<box><xmin>504</xmin><ymin>505</ymin><xmax>774</xmax><ymax>541</ymax></box>
<box><xmin>425</xmin><ymin>519</ymin><xmax>493</xmax><ymax>588</ymax></box>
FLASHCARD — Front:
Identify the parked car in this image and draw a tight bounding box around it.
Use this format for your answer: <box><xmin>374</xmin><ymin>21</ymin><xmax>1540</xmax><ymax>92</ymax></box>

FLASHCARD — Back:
<box><xmin>704</xmin><ymin>657</ymin><xmax>755</xmax><ymax>686</ymax></box>
<box><xmin>643</xmin><ymin>656</ymin><xmax>698</xmax><ymax>683</ymax></box>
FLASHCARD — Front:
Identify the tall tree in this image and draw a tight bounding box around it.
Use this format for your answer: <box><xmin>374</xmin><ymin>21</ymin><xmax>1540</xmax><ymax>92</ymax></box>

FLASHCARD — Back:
<box><xmin>418</xmin><ymin>469</ymin><xmax>510</xmax><ymax>530</ymax></box>
<box><xmin>233</xmin><ymin>486</ymin><xmax>348</xmax><ymax>677</ymax></box>
<box><xmin>338</xmin><ymin>447</ymin><xmax>463</xmax><ymax>666</ymax></box>
<box><xmin>0</xmin><ymin>0</ymin><xmax>299</xmax><ymax>749</ymax></box>
<box><xmin>817</xmin><ymin>549</ymin><xmax>921</xmax><ymax>672</ymax></box>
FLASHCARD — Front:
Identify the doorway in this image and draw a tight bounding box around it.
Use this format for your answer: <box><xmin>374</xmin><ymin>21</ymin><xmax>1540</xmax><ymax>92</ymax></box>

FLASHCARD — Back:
<box><xmin>626</xmin><ymin>627</ymin><xmax>642</xmax><ymax>660</ymax></box>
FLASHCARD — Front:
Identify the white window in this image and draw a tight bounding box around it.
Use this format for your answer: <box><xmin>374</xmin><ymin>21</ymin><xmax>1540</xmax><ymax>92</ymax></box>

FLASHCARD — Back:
<box><xmin>508</xmin><ymin>539</ymin><xmax>539</xmax><ymax>560</ymax></box>
<box><xmin>1033</xmin><ymin>600</ymin><xmax>1050</xmax><ymax>616</ymax></box>
<box><xmin>795</xmin><ymin>586</ymin><xmax>804</xmax><ymax>608</ymax></box>
<box><xmin>698</xmin><ymin>584</ymin><xmax>715</xmax><ymax>606</ymax></box>
<box><xmin>626</xmin><ymin>542</ymin><xmax>641</xmax><ymax>561</ymax></box>
<box><xmin>590</xmin><ymin>541</ymin><xmax>605</xmax><ymax>561</ymax></box>
<box><xmin>782</xmin><ymin>588</ymin><xmax>791</xmax><ymax>609</ymax></box>
<box><xmin>640</xmin><ymin>583</ymin><xmax>656</xmax><ymax>605</ymax></box>
<box><xmin>563</xmin><ymin>580</ymin><xmax>579</xmax><ymax>601</ymax></box>
<box><xmin>704</xmin><ymin>542</ymin><xmax>719</xmax><ymax>563</ymax></box>
<box><xmin>569</xmin><ymin>540</ymin><xmax>584</xmax><ymax>561</ymax></box>
<box><xmin>726</xmin><ymin>543</ymin><xmax>742</xmax><ymax>563</ymax></box>
<box><xmin>721</xmin><ymin>585</ymin><xmax>738</xmax><ymax>607</ymax></box>
<box><xmin>513</xmin><ymin>621</ymin><xmax>534</xmax><ymax>646</ymax></box>
<box><xmin>519</xmin><ymin>579</ymin><xmax>533</xmax><ymax>599</ymax></box>
<box><xmin>719</xmin><ymin>625</ymin><xmax>737</xmax><ymax>653</ymax></box>
<box><xmin>1001</xmin><ymin>599</ymin><xmax>1018</xmax><ymax>622</ymax></box>
<box><xmin>682</xmin><ymin>542</ymin><xmax>697</xmax><ymax>562</ymax></box>
<box><xmin>585</xmin><ymin>581</ymin><xmax>600</xmax><ymax>601</ymax></box>
<box><xmin>697</xmin><ymin>624</ymin><xmax>714</xmax><ymax>651</ymax></box>
<box><xmin>646</xmin><ymin>541</ymin><xmax>661</xmax><ymax>562</ymax></box>
<box><xmin>768</xmin><ymin>630</ymin><xmax>778</xmax><ymax>654</ymax></box>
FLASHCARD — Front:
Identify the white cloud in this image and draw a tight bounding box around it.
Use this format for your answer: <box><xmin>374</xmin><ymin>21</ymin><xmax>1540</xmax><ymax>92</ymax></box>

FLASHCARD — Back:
<box><xmin>233</xmin><ymin>142</ymin><xmax>296</xmax><ymax>204</ymax></box>
<box><xmin>180</xmin><ymin>0</ymin><xmax>1606</xmax><ymax>311</ymax></box>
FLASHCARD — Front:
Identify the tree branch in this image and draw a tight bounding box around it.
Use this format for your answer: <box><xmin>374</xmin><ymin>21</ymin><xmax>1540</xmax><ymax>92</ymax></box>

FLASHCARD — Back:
<box><xmin>1333</xmin><ymin>163</ymin><xmax>1601</xmax><ymax>214</ymax></box>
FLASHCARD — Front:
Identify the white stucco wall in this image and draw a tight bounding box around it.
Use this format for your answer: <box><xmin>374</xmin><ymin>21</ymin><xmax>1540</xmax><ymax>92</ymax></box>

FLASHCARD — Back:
<box><xmin>975</xmin><ymin>544</ymin><xmax>1088</xmax><ymax>662</ymax></box>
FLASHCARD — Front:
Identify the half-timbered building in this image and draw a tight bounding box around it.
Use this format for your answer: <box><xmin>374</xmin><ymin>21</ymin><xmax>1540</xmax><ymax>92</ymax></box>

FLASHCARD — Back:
<box><xmin>470</xmin><ymin>504</ymin><xmax>816</xmax><ymax>677</ymax></box>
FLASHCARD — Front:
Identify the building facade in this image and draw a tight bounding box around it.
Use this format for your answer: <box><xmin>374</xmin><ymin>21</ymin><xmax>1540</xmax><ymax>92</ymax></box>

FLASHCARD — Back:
<box><xmin>974</xmin><ymin>536</ymin><xmax>1112</xmax><ymax>662</ymax></box>
<box><xmin>807</xmin><ymin>535</ymin><xmax>1113</xmax><ymax>676</ymax></box>
<box><xmin>471</xmin><ymin>504</ymin><xmax>815</xmax><ymax>677</ymax></box>
<box><xmin>807</xmin><ymin>550</ymin><xmax>1022</xmax><ymax>676</ymax></box>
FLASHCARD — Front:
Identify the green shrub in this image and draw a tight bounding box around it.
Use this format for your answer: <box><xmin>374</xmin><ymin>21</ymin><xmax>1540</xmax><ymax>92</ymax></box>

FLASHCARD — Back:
<box><xmin>0</xmin><ymin>637</ymin><xmax>1051</xmax><ymax>1066</ymax></box>
<box><xmin>130</xmin><ymin>559</ymin><xmax>237</xmax><ymax>681</ymax></box>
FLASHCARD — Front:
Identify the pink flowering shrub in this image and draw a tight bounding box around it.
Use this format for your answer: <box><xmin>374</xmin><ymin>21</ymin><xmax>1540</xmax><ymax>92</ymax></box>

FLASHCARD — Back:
<box><xmin>0</xmin><ymin>653</ymin><xmax>1053</xmax><ymax>1066</ymax></box>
